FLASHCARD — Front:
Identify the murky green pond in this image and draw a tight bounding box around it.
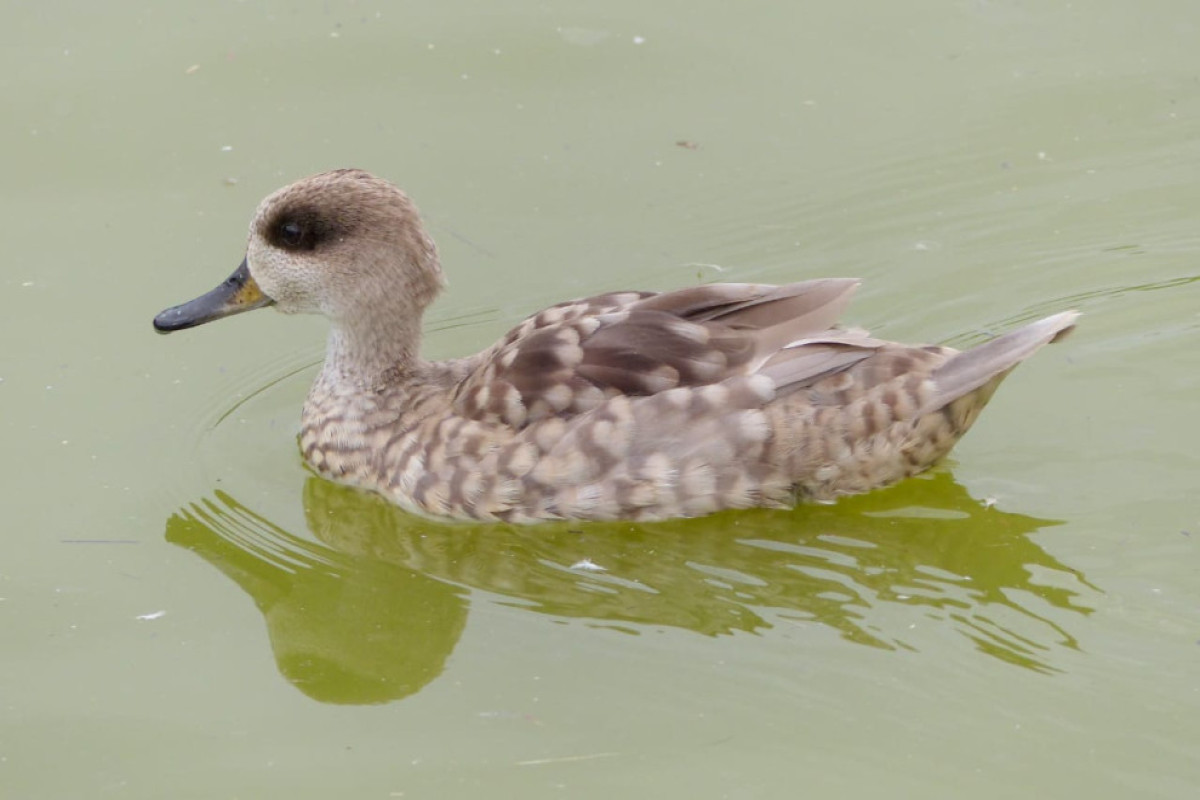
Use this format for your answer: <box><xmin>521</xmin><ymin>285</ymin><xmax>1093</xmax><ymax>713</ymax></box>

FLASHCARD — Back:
<box><xmin>3</xmin><ymin>1</ymin><xmax>1199</xmax><ymax>797</ymax></box>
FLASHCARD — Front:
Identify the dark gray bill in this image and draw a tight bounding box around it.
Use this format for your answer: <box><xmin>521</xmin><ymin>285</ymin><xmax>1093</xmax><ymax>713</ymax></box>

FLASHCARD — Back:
<box><xmin>153</xmin><ymin>258</ymin><xmax>274</xmax><ymax>334</ymax></box>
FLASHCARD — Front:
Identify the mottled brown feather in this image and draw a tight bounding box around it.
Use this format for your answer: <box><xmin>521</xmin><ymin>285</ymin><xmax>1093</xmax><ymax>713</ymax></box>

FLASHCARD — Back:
<box><xmin>453</xmin><ymin>279</ymin><xmax>870</xmax><ymax>428</ymax></box>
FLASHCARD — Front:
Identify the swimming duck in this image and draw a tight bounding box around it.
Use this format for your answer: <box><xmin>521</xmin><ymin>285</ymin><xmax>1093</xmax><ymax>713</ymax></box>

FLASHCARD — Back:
<box><xmin>154</xmin><ymin>169</ymin><xmax>1077</xmax><ymax>523</ymax></box>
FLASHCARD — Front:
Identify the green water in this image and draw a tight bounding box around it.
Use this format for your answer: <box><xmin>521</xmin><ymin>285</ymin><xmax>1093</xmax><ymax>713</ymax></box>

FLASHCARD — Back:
<box><xmin>3</xmin><ymin>1</ymin><xmax>1199</xmax><ymax>797</ymax></box>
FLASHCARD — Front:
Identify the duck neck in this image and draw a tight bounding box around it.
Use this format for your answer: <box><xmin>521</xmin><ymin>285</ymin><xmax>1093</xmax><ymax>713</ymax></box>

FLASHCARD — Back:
<box><xmin>321</xmin><ymin>310</ymin><xmax>427</xmax><ymax>391</ymax></box>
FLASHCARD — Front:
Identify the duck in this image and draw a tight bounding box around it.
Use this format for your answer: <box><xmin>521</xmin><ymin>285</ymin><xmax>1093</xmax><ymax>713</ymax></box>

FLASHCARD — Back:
<box><xmin>154</xmin><ymin>169</ymin><xmax>1078</xmax><ymax>523</ymax></box>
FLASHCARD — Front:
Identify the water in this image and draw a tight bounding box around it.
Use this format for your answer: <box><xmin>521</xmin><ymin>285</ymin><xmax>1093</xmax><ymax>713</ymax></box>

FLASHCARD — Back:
<box><xmin>3</xmin><ymin>1</ymin><xmax>1199</xmax><ymax>797</ymax></box>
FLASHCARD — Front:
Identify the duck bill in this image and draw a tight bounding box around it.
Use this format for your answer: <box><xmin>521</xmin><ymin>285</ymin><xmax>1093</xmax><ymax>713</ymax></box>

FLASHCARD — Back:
<box><xmin>153</xmin><ymin>258</ymin><xmax>274</xmax><ymax>333</ymax></box>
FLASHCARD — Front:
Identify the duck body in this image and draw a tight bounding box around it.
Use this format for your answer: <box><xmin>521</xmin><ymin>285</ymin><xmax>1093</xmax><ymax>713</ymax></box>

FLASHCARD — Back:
<box><xmin>155</xmin><ymin>169</ymin><xmax>1077</xmax><ymax>523</ymax></box>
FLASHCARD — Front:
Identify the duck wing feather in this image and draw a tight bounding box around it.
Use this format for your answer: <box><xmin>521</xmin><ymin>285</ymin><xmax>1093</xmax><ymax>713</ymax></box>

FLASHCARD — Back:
<box><xmin>453</xmin><ymin>278</ymin><xmax>870</xmax><ymax>429</ymax></box>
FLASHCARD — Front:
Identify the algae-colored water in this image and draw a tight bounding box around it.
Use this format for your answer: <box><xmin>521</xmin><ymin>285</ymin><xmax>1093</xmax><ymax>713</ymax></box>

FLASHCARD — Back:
<box><xmin>3</xmin><ymin>2</ymin><xmax>1199</xmax><ymax>797</ymax></box>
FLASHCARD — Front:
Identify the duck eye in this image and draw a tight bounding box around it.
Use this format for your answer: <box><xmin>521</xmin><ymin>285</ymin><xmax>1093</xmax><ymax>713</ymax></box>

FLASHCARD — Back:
<box><xmin>269</xmin><ymin>208</ymin><xmax>331</xmax><ymax>251</ymax></box>
<box><xmin>280</xmin><ymin>221</ymin><xmax>305</xmax><ymax>248</ymax></box>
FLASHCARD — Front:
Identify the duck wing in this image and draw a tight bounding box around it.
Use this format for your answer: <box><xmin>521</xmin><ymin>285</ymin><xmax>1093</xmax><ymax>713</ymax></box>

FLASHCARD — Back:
<box><xmin>454</xmin><ymin>278</ymin><xmax>877</xmax><ymax>429</ymax></box>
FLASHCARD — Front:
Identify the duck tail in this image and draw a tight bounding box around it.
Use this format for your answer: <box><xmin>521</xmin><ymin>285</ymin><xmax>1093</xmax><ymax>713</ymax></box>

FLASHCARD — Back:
<box><xmin>922</xmin><ymin>310</ymin><xmax>1079</xmax><ymax>415</ymax></box>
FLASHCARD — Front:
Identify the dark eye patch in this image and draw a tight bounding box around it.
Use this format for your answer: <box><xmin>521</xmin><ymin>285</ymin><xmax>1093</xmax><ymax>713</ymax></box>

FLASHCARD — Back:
<box><xmin>265</xmin><ymin>205</ymin><xmax>339</xmax><ymax>252</ymax></box>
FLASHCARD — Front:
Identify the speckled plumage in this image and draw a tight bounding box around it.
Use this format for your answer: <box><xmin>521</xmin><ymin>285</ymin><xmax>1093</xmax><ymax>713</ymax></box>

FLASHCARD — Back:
<box><xmin>155</xmin><ymin>169</ymin><xmax>1078</xmax><ymax>523</ymax></box>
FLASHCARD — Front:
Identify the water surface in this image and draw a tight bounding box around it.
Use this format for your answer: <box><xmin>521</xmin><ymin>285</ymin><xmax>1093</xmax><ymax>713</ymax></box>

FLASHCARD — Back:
<box><xmin>3</xmin><ymin>1</ymin><xmax>1199</xmax><ymax>797</ymax></box>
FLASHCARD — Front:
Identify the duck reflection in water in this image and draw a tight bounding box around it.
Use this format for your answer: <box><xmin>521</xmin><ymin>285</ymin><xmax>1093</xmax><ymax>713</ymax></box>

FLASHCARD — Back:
<box><xmin>165</xmin><ymin>470</ymin><xmax>1095</xmax><ymax>705</ymax></box>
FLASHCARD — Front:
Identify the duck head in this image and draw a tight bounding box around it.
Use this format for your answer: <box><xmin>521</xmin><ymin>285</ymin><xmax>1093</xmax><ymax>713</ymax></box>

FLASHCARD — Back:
<box><xmin>153</xmin><ymin>169</ymin><xmax>444</xmax><ymax>334</ymax></box>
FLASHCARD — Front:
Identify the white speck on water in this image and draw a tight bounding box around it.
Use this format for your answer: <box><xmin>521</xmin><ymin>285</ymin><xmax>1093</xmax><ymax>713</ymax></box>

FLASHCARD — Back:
<box><xmin>570</xmin><ymin>558</ymin><xmax>606</xmax><ymax>572</ymax></box>
<box><xmin>21</xmin><ymin>281</ymin><xmax>34</xmax><ymax>287</ymax></box>
<box><xmin>632</xmin><ymin>35</ymin><xmax>646</xmax><ymax>44</ymax></box>
<box><xmin>136</xmin><ymin>610</ymin><xmax>167</xmax><ymax>621</ymax></box>
<box><xmin>220</xmin><ymin>145</ymin><xmax>233</xmax><ymax>152</ymax></box>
